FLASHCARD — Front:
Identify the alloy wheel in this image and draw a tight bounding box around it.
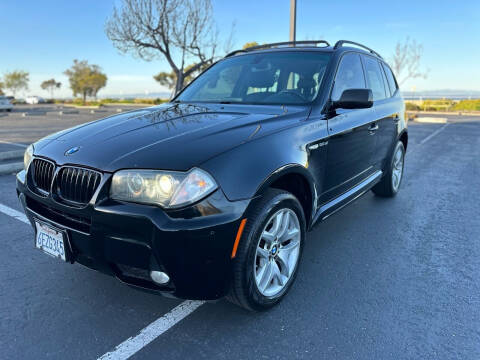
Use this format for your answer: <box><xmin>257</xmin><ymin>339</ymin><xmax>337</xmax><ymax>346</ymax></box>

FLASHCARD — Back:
<box><xmin>254</xmin><ymin>208</ymin><xmax>301</xmax><ymax>297</ymax></box>
<box><xmin>392</xmin><ymin>146</ymin><xmax>404</xmax><ymax>191</ymax></box>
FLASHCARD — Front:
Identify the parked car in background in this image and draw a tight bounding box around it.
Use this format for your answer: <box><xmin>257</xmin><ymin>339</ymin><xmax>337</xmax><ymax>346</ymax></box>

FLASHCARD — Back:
<box><xmin>0</xmin><ymin>96</ymin><xmax>13</xmax><ymax>111</ymax></box>
<box><xmin>25</xmin><ymin>96</ymin><xmax>45</xmax><ymax>104</ymax></box>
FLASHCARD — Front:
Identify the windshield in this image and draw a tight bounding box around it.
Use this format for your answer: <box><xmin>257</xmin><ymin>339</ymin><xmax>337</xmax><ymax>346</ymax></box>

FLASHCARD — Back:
<box><xmin>177</xmin><ymin>51</ymin><xmax>331</xmax><ymax>105</ymax></box>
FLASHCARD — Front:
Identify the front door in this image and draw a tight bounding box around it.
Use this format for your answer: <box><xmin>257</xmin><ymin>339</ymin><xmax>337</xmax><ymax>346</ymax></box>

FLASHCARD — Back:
<box><xmin>320</xmin><ymin>52</ymin><xmax>377</xmax><ymax>203</ymax></box>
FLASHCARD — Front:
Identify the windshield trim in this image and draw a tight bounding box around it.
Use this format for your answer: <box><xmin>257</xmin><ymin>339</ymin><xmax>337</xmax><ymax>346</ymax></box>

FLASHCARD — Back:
<box><xmin>171</xmin><ymin>99</ymin><xmax>311</xmax><ymax>107</ymax></box>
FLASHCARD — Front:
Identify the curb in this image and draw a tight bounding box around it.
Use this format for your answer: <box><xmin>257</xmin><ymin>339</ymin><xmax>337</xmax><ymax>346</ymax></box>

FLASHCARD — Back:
<box><xmin>21</xmin><ymin>112</ymin><xmax>47</xmax><ymax>117</ymax></box>
<box><xmin>414</xmin><ymin>117</ymin><xmax>448</xmax><ymax>124</ymax></box>
<box><xmin>0</xmin><ymin>162</ymin><xmax>23</xmax><ymax>175</ymax></box>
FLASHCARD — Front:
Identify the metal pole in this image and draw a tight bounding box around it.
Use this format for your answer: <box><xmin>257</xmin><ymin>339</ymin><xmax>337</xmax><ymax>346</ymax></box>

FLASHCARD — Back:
<box><xmin>290</xmin><ymin>0</ymin><xmax>296</xmax><ymax>42</ymax></box>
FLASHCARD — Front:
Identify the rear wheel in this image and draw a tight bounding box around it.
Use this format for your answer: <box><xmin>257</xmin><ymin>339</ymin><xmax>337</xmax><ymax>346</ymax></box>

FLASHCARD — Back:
<box><xmin>228</xmin><ymin>189</ymin><xmax>305</xmax><ymax>311</ymax></box>
<box><xmin>372</xmin><ymin>141</ymin><xmax>405</xmax><ymax>197</ymax></box>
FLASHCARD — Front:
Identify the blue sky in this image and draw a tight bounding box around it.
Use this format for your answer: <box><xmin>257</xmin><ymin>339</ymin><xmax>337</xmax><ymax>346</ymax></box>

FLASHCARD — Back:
<box><xmin>1</xmin><ymin>0</ymin><xmax>479</xmax><ymax>98</ymax></box>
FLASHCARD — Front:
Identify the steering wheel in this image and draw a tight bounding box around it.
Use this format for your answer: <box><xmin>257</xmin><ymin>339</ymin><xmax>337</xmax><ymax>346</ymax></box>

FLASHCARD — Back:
<box><xmin>276</xmin><ymin>90</ymin><xmax>307</xmax><ymax>102</ymax></box>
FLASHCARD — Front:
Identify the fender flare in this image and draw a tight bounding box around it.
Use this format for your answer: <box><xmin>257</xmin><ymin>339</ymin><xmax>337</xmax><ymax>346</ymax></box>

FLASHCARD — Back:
<box><xmin>253</xmin><ymin>163</ymin><xmax>318</xmax><ymax>225</ymax></box>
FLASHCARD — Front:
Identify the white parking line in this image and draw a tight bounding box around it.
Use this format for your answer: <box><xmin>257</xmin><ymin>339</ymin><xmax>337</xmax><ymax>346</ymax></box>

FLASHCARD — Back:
<box><xmin>418</xmin><ymin>123</ymin><xmax>449</xmax><ymax>145</ymax></box>
<box><xmin>0</xmin><ymin>203</ymin><xmax>29</xmax><ymax>224</ymax></box>
<box><xmin>0</xmin><ymin>140</ymin><xmax>28</xmax><ymax>148</ymax></box>
<box><xmin>0</xmin><ymin>202</ymin><xmax>205</xmax><ymax>360</ymax></box>
<box><xmin>98</xmin><ymin>300</ymin><xmax>205</xmax><ymax>360</ymax></box>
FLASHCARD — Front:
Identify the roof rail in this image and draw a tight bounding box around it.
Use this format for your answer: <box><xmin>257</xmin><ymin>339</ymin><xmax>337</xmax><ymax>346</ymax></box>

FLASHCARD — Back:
<box><xmin>333</xmin><ymin>40</ymin><xmax>383</xmax><ymax>59</ymax></box>
<box><xmin>225</xmin><ymin>40</ymin><xmax>330</xmax><ymax>57</ymax></box>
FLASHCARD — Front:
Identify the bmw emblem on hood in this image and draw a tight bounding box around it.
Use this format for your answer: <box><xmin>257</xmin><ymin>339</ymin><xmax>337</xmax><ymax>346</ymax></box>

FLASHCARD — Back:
<box><xmin>64</xmin><ymin>146</ymin><xmax>80</xmax><ymax>156</ymax></box>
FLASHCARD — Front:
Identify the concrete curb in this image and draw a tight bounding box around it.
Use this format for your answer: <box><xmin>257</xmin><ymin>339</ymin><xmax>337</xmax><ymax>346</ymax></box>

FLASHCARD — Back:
<box><xmin>0</xmin><ymin>150</ymin><xmax>24</xmax><ymax>161</ymax></box>
<box><xmin>407</xmin><ymin>110</ymin><xmax>480</xmax><ymax>117</ymax></box>
<box><xmin>414</xmin><ymin>117</ymin><xmax>448</xmax><ymax>124</ymax></box>
<box><xmin>21</xmin><ymin>112</ymin><xmax>47</xmax><ymax>117</ymax></box>
<box><xmin>0</xmin><ymin>162</ymin><xmax>23</xmax><ymax>175</ymax></box>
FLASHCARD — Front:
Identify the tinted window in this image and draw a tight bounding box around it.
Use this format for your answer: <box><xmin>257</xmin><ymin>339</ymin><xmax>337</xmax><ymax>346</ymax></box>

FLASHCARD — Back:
<box><xmin>178</xmin><ymin>52</ymin><xmax>331</xmax><ymax>105</ymax></box>
<box><xmin>331</xmin><ymin>53</ymin><xmax>365</xmax><ymax>101</ymax></box>
<box><xmin>363</xmin><ymin>56</ymin><xmax>387</xmax><ymax>101</ymax></box>
<box><xmin>379</xmin><ymin>63</ymin><xmax>391</xmax><ymax>97</ymax></box>
<box><xmin>381</xmin><ymin>63</ymin><xmax>398</xmax><ymax>95</ymax></box>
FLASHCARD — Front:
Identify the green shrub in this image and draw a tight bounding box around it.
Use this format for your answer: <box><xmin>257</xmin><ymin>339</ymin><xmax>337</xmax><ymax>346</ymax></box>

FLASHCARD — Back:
<box><xmin>452</xmin><ymin>99</ymin><xmax>480</xmax><ymax>111</ymax></box>
<box><xmin>405</xmin><ymin>102</ymin><xmax>421</xmax><ymax>111</ymax></box>
<box><xmin>134</xmin><ymin>98</ymin><xmax>168</xmax><ymax>105</ymax></box>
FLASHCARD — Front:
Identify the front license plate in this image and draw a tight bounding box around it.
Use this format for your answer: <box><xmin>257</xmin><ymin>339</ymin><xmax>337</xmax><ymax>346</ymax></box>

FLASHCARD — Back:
<box><xmin>34</xmin><ymin>221</ymin><xmax>67</xmax><ymax>261</ymax></box>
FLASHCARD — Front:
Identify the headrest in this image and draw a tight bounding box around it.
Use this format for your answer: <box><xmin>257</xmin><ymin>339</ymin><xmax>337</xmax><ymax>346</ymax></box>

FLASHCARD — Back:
<box><xmin>248</xmin><ymin>62</ymin><xmax>276</xmax><ymax>88</ymax></box>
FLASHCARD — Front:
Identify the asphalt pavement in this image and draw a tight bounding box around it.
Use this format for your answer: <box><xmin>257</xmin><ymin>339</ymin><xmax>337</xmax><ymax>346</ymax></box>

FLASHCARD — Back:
<box><xmin>0</xmin><ymin>104</ymin><xmax>144</xmax><ymax>145</ymax></box>
<box><xmin>0</xmin><ymin>115</ymin><xmax>479</xmax><ymax>359</ymax></box>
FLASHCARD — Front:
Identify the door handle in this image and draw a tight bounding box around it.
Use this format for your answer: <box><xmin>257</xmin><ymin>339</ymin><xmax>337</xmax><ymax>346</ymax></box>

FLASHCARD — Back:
<box><xmin>368</xmin><ymin>124</ymin><xmax>379</xmax><ymax>133</ymax></box>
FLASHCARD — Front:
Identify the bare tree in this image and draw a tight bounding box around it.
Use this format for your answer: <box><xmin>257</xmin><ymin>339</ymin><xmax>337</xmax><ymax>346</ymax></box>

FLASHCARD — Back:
<box><xmin>390</xmin><ymin>37</ymin><xmax>428</xmax><ymax>86</ymax></box>
<box><xmin>106</xmin><ymin>0</ymin><xmax>232</xmax><ymax>95</ymax></box>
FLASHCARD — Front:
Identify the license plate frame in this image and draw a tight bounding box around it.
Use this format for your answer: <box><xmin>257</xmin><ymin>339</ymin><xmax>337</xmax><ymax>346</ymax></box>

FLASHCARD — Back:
<box><xmin>34</xmin><ymin>219</ymin><xmax>71</xmax><ymax>262</ymax></box>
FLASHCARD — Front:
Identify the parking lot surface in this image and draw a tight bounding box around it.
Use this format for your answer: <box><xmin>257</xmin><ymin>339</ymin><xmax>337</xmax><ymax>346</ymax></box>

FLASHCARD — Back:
<box><xmin>0</xmin><ymin>104</ymin><xmax>145</xmax><ymax>145</ymax></box>
<box><xmin>1</xmin><ymin>112</ymin><xmax>479</xmax><ymax>359</ymax></box>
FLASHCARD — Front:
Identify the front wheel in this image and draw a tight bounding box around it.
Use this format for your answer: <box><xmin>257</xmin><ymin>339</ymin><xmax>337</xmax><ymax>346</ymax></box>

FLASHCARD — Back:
<box><xmin>372</xmin><ymin>141</ymin><xmax>405</xmax><ymax>197</ymax></box>
<box><xmin>228</xmin><ymin>189</ymin><xmax>306</xmax><ymax>311</ymax></box>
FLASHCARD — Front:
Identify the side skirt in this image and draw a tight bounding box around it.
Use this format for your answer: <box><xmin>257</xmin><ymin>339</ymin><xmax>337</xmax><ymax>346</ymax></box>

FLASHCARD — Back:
<box><xmin>310</xmin><ymin>170</ymin><xmax>383</xmax><ymax>228</ymax></box>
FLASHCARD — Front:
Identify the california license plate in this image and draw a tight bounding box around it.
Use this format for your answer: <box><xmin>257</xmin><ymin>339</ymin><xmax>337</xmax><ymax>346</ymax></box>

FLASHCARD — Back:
<box><xmin>34</xmin><ymin>221</ymin><xmax>67</xmax><ymax>261</ymax></box>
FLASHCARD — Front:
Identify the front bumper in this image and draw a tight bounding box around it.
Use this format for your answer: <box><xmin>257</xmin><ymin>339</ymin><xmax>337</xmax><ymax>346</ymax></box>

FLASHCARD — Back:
<box><xmin>16</xmin><ymin>170</ymin><xmax>250</xmax><ymax>300</ymax></box>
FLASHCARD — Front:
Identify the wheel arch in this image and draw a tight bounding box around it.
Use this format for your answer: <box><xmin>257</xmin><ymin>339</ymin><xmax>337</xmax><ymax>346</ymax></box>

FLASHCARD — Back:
<box><xmin>254</xmin><ymin>164</ymin><xmax>316</xmax><ymax>228</ymax></box>
<box><xmin>399</xmin><ymin>130</ymin><xmax>408</xmax><ymax>151</ymax></box>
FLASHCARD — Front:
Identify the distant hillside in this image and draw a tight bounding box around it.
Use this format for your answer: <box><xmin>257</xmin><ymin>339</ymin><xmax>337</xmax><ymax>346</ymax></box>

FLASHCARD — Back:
<box><xmin>402</xmin><ymin>89</ymin><xmax>480</xmax><ymax>100</ymax></box>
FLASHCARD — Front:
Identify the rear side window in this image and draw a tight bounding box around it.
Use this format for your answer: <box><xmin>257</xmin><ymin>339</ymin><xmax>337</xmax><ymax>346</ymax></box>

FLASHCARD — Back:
<box><xmin>331</xmin><ymin>53</ymin><xmax>366</xmax><ymax>101</ymax></box>
<box><xmin>381</xmin><ymin>63</ymin><xmax>398</xmax><ymax>96</ymax></box>
<box><xmin>362</xmin><ymin>55</ymin><xmax>387</xmax><ymax>101</ymax></box>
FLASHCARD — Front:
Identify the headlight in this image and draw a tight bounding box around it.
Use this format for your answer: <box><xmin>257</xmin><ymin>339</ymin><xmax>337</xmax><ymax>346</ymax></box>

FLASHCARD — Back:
<box><xmin>110</xmin><ymin>168</ymin><xmax>217</xmax><ymax>208</ymax></box>
<box><xmin>24</xmin><ymin>144</ymin><xmax>34</xmax><ymax>170</ymax></box>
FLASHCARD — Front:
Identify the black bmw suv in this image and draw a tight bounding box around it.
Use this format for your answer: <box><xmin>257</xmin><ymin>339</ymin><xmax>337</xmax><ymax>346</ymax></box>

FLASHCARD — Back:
<box><xmin>17</xmin><ymin>40</ymin><xmax>407</xmax><ymax>311</ymax></box>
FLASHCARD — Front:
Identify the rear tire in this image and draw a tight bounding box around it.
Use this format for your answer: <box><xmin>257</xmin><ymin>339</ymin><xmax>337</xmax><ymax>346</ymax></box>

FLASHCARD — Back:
<box><xmin>227</xmin><ymin>189</ymin><xmax>306</xmax><ymax>311</ymax></box>
<box><xmin>372</xmin><ymin>141</ymin><xmax>405</xmax><ymax>197</ymax></box>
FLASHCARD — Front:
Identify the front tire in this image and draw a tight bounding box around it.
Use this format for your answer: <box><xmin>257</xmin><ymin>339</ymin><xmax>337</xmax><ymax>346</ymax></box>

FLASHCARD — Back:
<box><xmin>228</xmin><ymin>189</ymin><xmax>306</xmax><ymax>311</ymax></box>
<box><xmin>372</xmin><ymin>141</ymin><xmax>405</xmax><ymax>197</ymax></box>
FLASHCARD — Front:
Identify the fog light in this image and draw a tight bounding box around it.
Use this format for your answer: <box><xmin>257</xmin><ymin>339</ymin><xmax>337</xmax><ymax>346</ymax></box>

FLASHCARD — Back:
<box><xmin>150</xmin><ymin>270</ymin><xmax>170</xmax><ymax>284</ymax></box>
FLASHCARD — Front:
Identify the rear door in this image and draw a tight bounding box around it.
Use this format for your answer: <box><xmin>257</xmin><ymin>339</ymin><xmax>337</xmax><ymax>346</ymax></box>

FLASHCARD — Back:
<box><xmin>321</xmin><ymin>52</ymin><xmax>377</xmax><ymax>203</ymax></box>
<box><xmin>361</xmin><ymin>55</ymin><xmax>398</xmax><ymax>170</ymax></box>
<box><xmin>378</xmin><ymin>62</ymin><xmax>402</xmax><ymax>166</ymax></box>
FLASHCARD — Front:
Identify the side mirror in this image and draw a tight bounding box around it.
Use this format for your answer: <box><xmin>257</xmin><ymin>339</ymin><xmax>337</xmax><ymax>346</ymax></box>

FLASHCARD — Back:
<box><xmin>332</xmin><ymin>89</ymin><xmax>373</xmax><ymax>110</ymax></box>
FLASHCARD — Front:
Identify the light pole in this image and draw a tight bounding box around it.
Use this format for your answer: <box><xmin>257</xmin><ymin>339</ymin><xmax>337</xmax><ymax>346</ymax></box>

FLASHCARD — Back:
<box><xmin>290</xmin><ymin>0</ymin><xmax>296</xmax><ymax>42</ymax></box>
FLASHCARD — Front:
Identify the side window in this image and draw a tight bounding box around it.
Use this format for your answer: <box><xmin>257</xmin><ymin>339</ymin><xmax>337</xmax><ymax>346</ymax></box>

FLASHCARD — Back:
<box><xmin>331</xmin><ymin>53</ymin><xmax>366</xmax><ymax>101</ymax></box>
<box><xmin>379</xmin><ymin>62</ymin><xmax>391</xmax><ymax>97</ymax></box>
<box><xmin>381</xmin><ymin>63</ymin><xmax>399</xmax><ymax>96</ymax></box>
<box><xmin>362</xmin><ymin>56</ymin><xmax>387</xmax><ymax>101</ymax></box>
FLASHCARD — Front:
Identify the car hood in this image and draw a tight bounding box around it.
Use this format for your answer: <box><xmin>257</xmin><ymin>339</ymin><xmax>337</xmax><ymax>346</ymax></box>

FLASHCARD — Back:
<box><xmin>34</xmin><ymin>103</ymin><xmax>309</xmax><ymax>172</ymax></box>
